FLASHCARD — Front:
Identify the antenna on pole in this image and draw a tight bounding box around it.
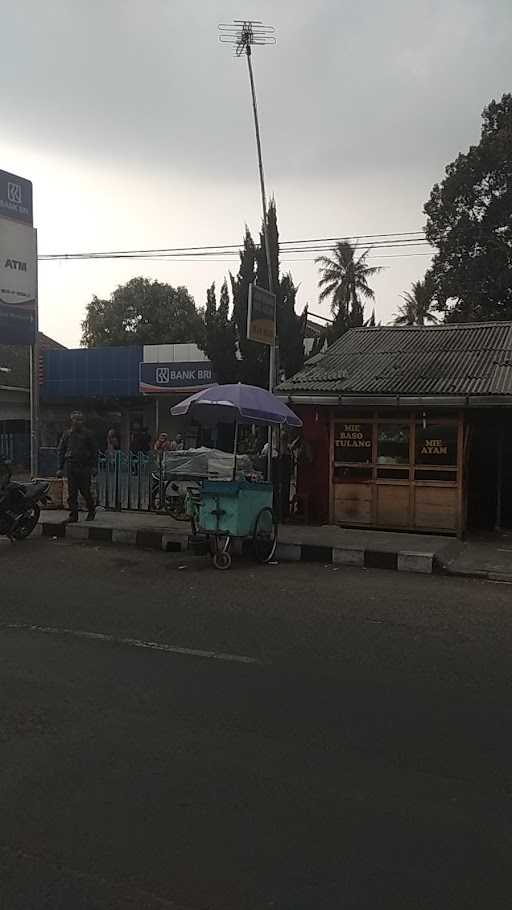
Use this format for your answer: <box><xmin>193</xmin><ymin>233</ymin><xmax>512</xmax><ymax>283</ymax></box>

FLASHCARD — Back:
<box><xmin>218</xmin><ymin>20</ymin><xmax>276</xmax><ymax>56</ymax></box>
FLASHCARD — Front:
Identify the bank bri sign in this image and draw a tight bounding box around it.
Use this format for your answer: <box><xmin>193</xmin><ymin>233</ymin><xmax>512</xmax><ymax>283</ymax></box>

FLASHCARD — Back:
<box><xmin>139</xmin><ymin>361</ymin><xmax>215</xmax><ymax>394</ymax></box>
<box><xmin>0</xmin><ymin>171</ymin><xmax>33</xmax><ymax>224</ymax></box>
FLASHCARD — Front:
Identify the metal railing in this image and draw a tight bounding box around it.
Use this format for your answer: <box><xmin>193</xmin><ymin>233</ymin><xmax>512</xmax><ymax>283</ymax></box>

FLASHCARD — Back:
<box><xmin>0</xmin><ymin>433</ymin><xmax>14</xmax><ymax>463</ymax></box>
<box><xmin>1</xmin><ymin>433</ymin><xmax>30</xmax><ymax>467</ymax></box>
<box><xmin>96</xmin><ymin>451</ymin><xmax>156</xmax><ymax>512</ymax></box>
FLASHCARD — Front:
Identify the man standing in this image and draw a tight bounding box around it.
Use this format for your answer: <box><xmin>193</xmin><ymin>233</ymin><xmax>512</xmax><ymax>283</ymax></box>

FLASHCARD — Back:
<box><xmin>57</xmin><ymin>411</ymin><xmax>97</xmax><ymax>523</ymax></box>
<box><xmin>130</xmin><ymin>421</ymin><xmax>151</xmax><ymax>454</ymax></box>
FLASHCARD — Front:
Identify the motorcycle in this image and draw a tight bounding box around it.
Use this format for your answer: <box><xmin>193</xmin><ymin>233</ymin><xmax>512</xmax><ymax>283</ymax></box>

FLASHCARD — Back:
<box><xmin>151</xmin><ymin>470</ymin><xmax>199</xmax><ymax>521</ymax></box>
<box><xmin>0</xmin><ymin>457</ymin><xmax>51</xmax><ymax>541</ymax></box>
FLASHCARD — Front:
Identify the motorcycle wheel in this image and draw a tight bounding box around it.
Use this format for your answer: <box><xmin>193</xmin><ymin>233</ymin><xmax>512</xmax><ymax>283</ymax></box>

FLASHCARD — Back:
<box><xmin>11</xmin><ymin>504</ymin><xmax>41</xmax><ymax>540</ymax></box>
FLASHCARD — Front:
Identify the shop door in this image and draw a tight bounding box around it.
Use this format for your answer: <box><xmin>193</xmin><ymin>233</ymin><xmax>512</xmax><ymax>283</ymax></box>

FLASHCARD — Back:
<box><xmin>467</xmin><ymin>418</ymin><xmax>498</xmax><ymax>530</ymax></box>
<box><xmin>501</xmin><ymin>420</ymin><xmax>512</xmax><ymax>529</ymax></box>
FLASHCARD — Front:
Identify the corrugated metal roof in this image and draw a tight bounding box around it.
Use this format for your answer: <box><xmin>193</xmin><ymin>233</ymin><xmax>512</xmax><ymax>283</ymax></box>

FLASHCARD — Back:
<box><xmin>278</xmin><ymin>323</ymin><xmax>512</xmax><ymax>397</ymax></box>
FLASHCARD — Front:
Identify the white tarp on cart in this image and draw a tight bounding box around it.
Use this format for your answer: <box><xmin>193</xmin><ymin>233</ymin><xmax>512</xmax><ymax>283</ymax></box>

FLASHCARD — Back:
<box><xmin>161</xmin><ymin>447</ymin><xmax>257</xmax><ymax>481</ymax></box>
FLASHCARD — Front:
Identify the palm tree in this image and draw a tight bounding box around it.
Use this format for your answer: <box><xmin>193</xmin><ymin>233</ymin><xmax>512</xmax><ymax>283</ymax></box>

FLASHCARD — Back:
<box><xmin>393</xmin><ymin>279</ymin><xmax>439</xmax><ymax>326</ymax></box>
<box><xmin>315</xmin><ymin>242</ymin><xmax>382</xmax><ymax>337</ymax></box>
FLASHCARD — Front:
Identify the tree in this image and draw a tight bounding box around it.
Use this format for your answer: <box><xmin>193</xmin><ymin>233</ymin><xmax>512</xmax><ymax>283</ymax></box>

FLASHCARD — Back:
<box><xmin>81</xmin><ymin>277</ymin><xmax>204</xmax><ymax>347</ymax></box>
<box><xmin>393</xmin><ymin>278</ymin><xmax>439</xmax><ymax>326</ymax></box>
<box><xmin>278</xmin><ymin>273</ymin><xmax>308</xmax><ymax>378</ymax></box>
<box><xmin>425</xmin><ymin>93</ymin><xmax>512</xmax><ymax>322</ymax></box>
<box><xmin>201</xmin><ymin>281</ymin><xmax>238</xmax><ymax>384</ymax></box>
<box><xmin>256</xmin><ymin>199</ymin><xmax>307</xmax><ymax>379</ymax></box>
<box><xmin>230</xmin><ymin>228</ymin><xmax>268</xmax><ymax>387</ymax></box>
<box><xmin>199</xmin><ymin>200</ymin><xmax>307</xmax><ymax>385</ymax></box>
<box><xmin>315</xmin><ymin>241</ymin><xmax>381</xmax><ymax>343</ymax></box>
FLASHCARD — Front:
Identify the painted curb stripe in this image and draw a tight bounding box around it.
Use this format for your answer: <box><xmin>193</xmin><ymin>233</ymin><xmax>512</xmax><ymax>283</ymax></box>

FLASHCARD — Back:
<box><xmin>39</xmin><ymin>522</ymin><xmax>435</xmax><ymax>574</ymax></box>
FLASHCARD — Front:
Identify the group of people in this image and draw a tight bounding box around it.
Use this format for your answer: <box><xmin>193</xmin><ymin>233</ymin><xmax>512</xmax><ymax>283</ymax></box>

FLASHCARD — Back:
<box><xmin>153</xmin><ymin>432</ymin><xmax>184</xmax><ymax>455</ymax></box>
<box><xmin>57</xmin><ymin>411</ymin><xmax>308</xmax><ymax>525</ymax></box>
<box><xmin>105</xmin><ymin>424</ymin><xmax>184</xmax><ymax>456</ymax></box>
<box><xmin>57</xmin><ymin>413</ymin><xmax>187</xmax><ymax>524</ymax></box>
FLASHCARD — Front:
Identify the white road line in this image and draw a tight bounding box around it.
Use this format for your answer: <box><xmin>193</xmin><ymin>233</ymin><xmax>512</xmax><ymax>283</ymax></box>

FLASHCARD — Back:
<box><xmin>3</xmin><ymin>624</ymin><xmax>260</xmax><ymax>665</ymax></box>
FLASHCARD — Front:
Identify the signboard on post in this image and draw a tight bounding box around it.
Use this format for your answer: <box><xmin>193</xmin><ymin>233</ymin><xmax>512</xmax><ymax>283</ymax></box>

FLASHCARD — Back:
<box><xmin>139</xmin><ymin>361</ymin><xmax>215</xmax><ymax>394</ymax></box>
<box><xmin>247</xmin><ymin>282</ymin><xmax>276</xmax><ymax>346</ymax></box>
<box><xmin>0</xmin><ymin>218</ymin><xmax>37</xmax><ymax>344</ymax></box>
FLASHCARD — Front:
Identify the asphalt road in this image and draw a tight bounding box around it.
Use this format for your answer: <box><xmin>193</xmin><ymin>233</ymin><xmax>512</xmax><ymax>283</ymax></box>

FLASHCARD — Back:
<box><xmin>1</xmin><ymin>536</ymin><xmax>512</xmax><ymax>909</ymax></box>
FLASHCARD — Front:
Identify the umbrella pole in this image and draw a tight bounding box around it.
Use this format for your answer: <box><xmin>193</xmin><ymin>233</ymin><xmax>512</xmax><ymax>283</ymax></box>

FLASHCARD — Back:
<box><xmin>232</xmin><ymin>420</ymin><xmax>239</xmax><ymax>481</ymax></box>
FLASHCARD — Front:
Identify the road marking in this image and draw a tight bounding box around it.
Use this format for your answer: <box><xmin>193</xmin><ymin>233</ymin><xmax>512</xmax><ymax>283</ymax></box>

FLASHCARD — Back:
<box><xmin>3</xmin><ymin>624</ymin><xmax>261</xmax><ymax>665</ymax></box>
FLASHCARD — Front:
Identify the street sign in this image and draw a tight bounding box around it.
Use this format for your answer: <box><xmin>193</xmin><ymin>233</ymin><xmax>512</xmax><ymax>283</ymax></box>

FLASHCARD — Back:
<box><xmin>0</xmin><ymin>170</ymin><xmax>33</xmax><ymax>225</ymax></box>
<box><xmin>0</xmin><ymin>218</ymin><xmax>37</xmax><ymax>344</ymax></box>
<box><xmin>247</xmin><ymin>283</ymin><xmax>276</xmax><ymax>346</ymax></box>
<box><xmin>139</xmin><ymin>361</ymin><xmax>215</xmax><ymax>394</ymax></box>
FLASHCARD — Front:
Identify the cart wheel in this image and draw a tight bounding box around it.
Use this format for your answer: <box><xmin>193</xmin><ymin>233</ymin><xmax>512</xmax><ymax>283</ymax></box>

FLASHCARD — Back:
<box><xmin>213</xmin><ymin>550</ymin><xmax>232</xmax><ymax>570</ymax></box>
<box><xmin>253</xmin><ymin>507</ymin><xmax>278</xmax><ymax>564</ymax></box>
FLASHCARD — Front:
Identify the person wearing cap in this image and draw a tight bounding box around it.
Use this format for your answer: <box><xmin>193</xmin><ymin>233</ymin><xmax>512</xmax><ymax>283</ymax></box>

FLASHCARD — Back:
<box><xmin>57</xmin><ymin>411</ymin><xmax>97</xmax><ymax>523</ymax></box>
<box><xmin>154</xmin><ymin>432</ymin><xmax>172</xmax><ymax>454</ymax></box>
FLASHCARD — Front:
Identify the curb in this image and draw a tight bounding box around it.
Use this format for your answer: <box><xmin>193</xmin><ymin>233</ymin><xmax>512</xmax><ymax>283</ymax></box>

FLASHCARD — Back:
<box><xmin>38</xmin><ymin>521</ymin><xmax>436</xmax><ymax>575</ymax></box>
<box><xmin>39</xmin><ymin>521</ymin><xmax>184</xmax><ymax>553</ymax></box>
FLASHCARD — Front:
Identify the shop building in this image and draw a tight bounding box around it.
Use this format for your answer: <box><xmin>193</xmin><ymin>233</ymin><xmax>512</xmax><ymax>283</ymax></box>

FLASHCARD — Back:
<box><xmin>40</xmin><ymin>342</ymin><xmax>215</xmax><ymax>449</ymax></box>
<box><xmin>277</xmin><ymin>322</ymin><xmax>512</xmax><ymax>535</ymax></box>
<box><xmin>0</xmin><ymin>332</ymin><xmax>65</xmax><ymax>467</ymax></box>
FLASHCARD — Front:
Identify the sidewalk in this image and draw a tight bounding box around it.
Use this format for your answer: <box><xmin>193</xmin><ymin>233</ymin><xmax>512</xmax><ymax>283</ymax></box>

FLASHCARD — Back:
<box><xmin>435</xmin><ymin>532</ymin><xmax>512</xmax><ymax>582</ymax></box>
<box><xmin>39</xmin><ymin>508</ymin><xmax>457</xmax><ymax>576</ymax></box>
<box><xmin>38</xmin><ymin>509</ymin><xmax>512</xmax><ymax>581</ymax></box>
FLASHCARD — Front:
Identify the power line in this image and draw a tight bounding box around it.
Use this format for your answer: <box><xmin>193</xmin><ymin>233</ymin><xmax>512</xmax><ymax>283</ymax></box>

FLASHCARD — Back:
<box><xmin>39</xmin><ymin>243</ymin><xmax>430</xmax><ymax>263</ymax></box>
<box><xmin>38</xmin><ymin>229</ymin><xmax>428</xmax><ymax>262</ymax></box>
<box><xmin>59</xmin><ymin>251</ymin><xmax>432</xmax><ymax>265</ymax></box>
<box><xmin>308</xmin><ymin>311</ymin><xmax>334</xmax><ymax>323</ymax></box>
<box><xmin>283</xmin><ymin>252</ymin><xmax>433</xmax><ymax>263</ymax></box>
<box><xmin>38</xmin><ymin>243</ymin><xmax>431</xmax><ymax>262</ymax></box>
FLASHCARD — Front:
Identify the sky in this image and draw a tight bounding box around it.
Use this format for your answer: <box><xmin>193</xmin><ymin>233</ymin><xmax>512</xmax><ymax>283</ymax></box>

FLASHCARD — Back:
<box><xmin>1</xmin><ymin>0</ymin><xmax>511</xmax><ymax>347</ymax></box>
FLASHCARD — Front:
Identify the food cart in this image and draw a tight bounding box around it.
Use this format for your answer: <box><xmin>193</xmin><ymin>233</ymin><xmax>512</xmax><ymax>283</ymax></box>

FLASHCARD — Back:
<box><xmin>170</xmin><ymin>383</ymin><xmax>302</xmax><ymax>569</ymax></box>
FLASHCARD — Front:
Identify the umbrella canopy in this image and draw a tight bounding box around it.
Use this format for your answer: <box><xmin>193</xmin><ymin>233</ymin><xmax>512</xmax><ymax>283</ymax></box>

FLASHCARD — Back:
<box><xmin>170</xmin><ymin>383</ymin><xmax>302</xmax><ymax>428</ymax></box>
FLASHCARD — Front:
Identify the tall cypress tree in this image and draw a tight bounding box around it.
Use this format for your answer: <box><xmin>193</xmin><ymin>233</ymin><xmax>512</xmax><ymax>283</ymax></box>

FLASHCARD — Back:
<box><xmin>279</xmin><ymin>273</ymin><xmax>308</xmax><ymax>379</ymax></box>
<box><xmin>201</xmin><ymin>281</ymin><xmax>238</xmax><ymax>384</ymax></box>
<box><xmin>201</xmin><ymin>201</ymin><xmax>307</xmax><ymax>388</ymax></box>
<box><xmin>256</xmin><ymin>199</ymin><xmax>307</xmax><ymax>379</ymax></box>
<box><xmin>256</xmin><ymin>198</ymin><xmax>280</xmax><ymax>296</ymax></box>
<box><xmin>230</xmin><ymin>229</ymin><xmax>268</xmax><ymax>387</ymax></box>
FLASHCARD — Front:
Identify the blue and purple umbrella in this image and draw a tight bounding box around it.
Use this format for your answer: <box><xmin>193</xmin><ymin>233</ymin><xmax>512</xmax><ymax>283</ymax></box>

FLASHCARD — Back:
<box><xmin>170</xmin><ymin>383</ymin><xmax>302</xmax><ymax>428</ymax></box>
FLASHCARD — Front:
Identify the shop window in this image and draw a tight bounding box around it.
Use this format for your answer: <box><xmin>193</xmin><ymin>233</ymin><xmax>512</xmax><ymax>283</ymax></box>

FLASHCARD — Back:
<box><xmin>415</xmin><ymin>423</ymin><xmax>457</xmax><ymax>467</ymax></box>
<box><xmin>377</xmin><ymin>467</ymin><xmax>409</xmax><ymax>480</ymax></box>
<box><xmin>334</xmin><ymin>422</ymin><xmax>373</xmax><ymax>464</ymax></box>
<box><xmin>334</xmin><ymin>465</ymin><xmax>372</xmax><ymax>482</ymax></box>
<box><xmin>377</xmin><ymin>424</ymin><xmax>410</xmax><ymax>465</ymax></box>
<box><xmin>414</xmin><ymin>469</ymin><xmax>457</xmax><ymax>483</ymax></box>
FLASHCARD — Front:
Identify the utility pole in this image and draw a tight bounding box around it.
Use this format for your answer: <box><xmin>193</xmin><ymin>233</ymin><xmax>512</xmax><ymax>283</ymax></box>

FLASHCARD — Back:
<box><xmin>219</xmin><ymin>19</ymin><xmax>276</xmax><ymax>394</ymax></box>
<box><xmin>219</xmin><ymin>20</ymin><xmax>277</xmax><ymax>479</ymax></box>
<box><xmin>30</xmin><ymin>240</ymin><xmax>39</xmax><ymax>477</ymax></box>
